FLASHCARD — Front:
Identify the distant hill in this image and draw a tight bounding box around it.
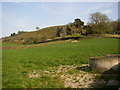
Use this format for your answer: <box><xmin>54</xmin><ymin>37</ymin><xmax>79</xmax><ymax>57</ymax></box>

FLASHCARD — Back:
<box><xmin>2</xmin><ymin>18</ymin><xmax>87</xmax><ymax>44</ymax></box>
<box><xmin>2</xmin><ymin>25</ymin><xmax>67</xmax><ymax>44</ymax></box>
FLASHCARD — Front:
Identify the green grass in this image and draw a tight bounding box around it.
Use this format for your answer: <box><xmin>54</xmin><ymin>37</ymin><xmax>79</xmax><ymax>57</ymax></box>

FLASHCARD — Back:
<box><xmin>2</xmin><ymin>38</ymin><xmax>119</xmax><ymax>88</ymax></box>
<box><xmin>67</xmin><ymin>69</ymin><xmax>80</xmax><ymax>74</ymax></box>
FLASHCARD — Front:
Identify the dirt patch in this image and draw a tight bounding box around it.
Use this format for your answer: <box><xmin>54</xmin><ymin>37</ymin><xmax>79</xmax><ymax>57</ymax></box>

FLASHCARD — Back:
<box><xmin>28</xmin><ymin>64</ymin><xmax>105</xmax><ymax>88</ymax></box>
<box><xmin>29</xmin><ymin>71</ymin><xmax>40</xmax><ymax>78</ymax></box>
<box><xmin>72</xmin><ymin>40</ymin><xmax>79</xmax><ymax>43</ymax></box>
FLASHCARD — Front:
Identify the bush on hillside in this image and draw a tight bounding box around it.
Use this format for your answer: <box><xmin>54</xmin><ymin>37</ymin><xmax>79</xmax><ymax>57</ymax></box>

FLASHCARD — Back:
<box><xmin>17</xmin><ymin>31</ymin><xmax>27</xmax><ymax>34</ymax></box>
<box><xmin>11</xmin><ymin>33</ymin><xmax>16</xmax><ymax>37</ymax></box>
<box><xmin>91</xmin><ymin>22</ymin><xmax>113</xmax><ymax>34</ymax></box>
<box><xmin>56</xmin><ymin>27</ymin><xmax>62</xmax><ymax>37</ymax></box>
<box><xmin>24</xmin><ymin>37</ymin><xmax>39</xmax><ymax>44</ymax></box>
<box><xmin>70</xmin><ymin>33</ymin><xmax>85</xmax><ymax>38</ymax></box>
<box><xmin>40</xmin><ymin>36</ymin><xmax>47</xmax><ymax>42</ymax></box>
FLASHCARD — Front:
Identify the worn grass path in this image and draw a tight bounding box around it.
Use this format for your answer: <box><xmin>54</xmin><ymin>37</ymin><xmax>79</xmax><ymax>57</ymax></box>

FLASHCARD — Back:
<box><xmin>1</xmin><ymin>39</ymin><xmax>72</xmax><ymax>49</ymax></box>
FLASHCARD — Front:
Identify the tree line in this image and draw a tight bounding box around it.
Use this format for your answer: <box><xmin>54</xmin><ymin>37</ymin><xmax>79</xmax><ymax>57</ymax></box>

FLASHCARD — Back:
<box><xmin>11</xmin><ymin>12</ymin><xmax>119</xmax><ymax>37</ymax></box>
<box><xmin>10</xmin><ymin>12</ymin><xmax>119</xmax><ymax>45</ymax></box>
<box><xmin>56</xmin><ymin>12</ymin><xmax>120</xmax><ymax>37</ymax></box>
<box><xmin>11</xmin><ymin>31</ymin><xmax>27</xmax><ymax>37</ymax></box>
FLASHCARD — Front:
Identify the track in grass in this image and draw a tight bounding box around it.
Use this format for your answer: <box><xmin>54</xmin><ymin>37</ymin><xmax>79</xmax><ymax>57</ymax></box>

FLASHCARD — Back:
<box><xmin>2</xmin><ymin>40</ymin><xmax>72</xmax><ymax>49</ymax></box>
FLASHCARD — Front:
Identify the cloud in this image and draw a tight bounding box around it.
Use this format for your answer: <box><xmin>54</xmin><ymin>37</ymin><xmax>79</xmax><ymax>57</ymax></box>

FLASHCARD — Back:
<box><xmin>102</xmin><ymin>9</ymin><xmax>112</xmax><ymax>14</ymax></box>
<box><xmin>38</xmin><ymin>6</ymin><xmax>63</xmax><ymax>15</ymax></box>
<box><xmin>2</xmin><ymin>14</ymin><xmax>34</xmax><ymax>37</ymax></box>
<box><xmin>37</xmin><ymin>2</ymin><xmax>115</xmax><ymax>25</ymax></box>
<box><xmin>2</xmin><ymin>2</ymin><xmax>116</xmax><ymax>37</ymax></box>
<box><xmin>87</xmin><ymin>3</ymin><xmax>114</xmax><ymax>14</ymax></box>
<box><xmin>17</xmin><ymin>2</ymin><xmax>30</xmax><ymax>6</ymax></box>
<box><xmin>1</xmin><ymin>0</ymin><xmax>119</xmax><ymax>2</ymax></box>
<box><xmin>0</xmin><ymin>3</ymin><xmax>2</xmax><ymax>37</ymax></box>
<box><xmin>36</xmin><ymin>2</ymin><xmax>114</xmax><ymax>17</ymax></box>
<box><xmin>3</xmin><ymin>15</ymin><xmax>31</xmax><ymax>29</ymax></box>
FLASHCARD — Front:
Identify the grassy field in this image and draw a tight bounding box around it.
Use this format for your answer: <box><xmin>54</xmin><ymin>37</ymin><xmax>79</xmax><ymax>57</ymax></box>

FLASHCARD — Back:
<box><xmin>2</xmin><ymin>38</ymin><xmax>119</xmax><ymax>88</ymax></box>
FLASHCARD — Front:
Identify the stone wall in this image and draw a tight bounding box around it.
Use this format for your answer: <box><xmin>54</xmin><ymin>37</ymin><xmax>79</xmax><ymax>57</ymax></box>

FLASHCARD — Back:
<box><xmin>89</xmin><ymin>54</ymin><xmax>120</xmax><ymax>73</ymax></box>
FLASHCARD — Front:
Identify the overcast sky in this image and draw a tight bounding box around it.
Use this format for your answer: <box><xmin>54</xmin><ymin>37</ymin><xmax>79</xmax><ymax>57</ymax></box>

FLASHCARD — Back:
<box><xmin>1</xmin><ymin>2</ymin><xmax>118</xmax><ymax>37</ymax></box>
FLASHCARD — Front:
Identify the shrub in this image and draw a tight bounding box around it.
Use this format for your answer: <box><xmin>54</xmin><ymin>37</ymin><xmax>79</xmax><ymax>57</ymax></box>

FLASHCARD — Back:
<box><xmin>40</xmin><ymin>36</ymin><xmax>47</xmax><ymax>42</ymax></box>
<box><xmin>17</xmin><ymin>31</ymin><xmax>27</xmax><ymax>34</ymax></box>
<box><xmin>11</xmin><ymin>33</ymin><xmax>16</xmax><ymax>37</ymax></box>
<box><xmin>24</xmin><ymin>37</ymin><xmax>39</xmax><ymax>44</ymax></box>
<box><xmin>70</xmin><ymin>33</ymin><xmax>85</xmax><ymax>37</ymax></box>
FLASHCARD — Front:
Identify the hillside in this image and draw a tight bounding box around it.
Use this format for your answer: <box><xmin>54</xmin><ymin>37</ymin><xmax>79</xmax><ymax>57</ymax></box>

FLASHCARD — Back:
<box><xmin>3</xmin><ymin>25</ymin><xmax>67</xmax><ymax>44</ymax></box>
<box><xmin>2</xmin><ymin>17</ymin><xmax>120</xmax><ymax>45</ymax></box>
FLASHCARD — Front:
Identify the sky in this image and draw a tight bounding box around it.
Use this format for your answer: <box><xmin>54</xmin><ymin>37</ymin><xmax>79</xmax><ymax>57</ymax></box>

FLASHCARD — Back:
<box><xmin>1</xmin><ymin>2</ymin><xmax>119</xmax><ymax>37</ymax></box>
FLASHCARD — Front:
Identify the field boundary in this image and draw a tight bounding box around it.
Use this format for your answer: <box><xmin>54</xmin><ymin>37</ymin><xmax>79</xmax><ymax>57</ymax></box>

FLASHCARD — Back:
<box><xmin>1</xmin><ymin>35</ymin><xmax>119</xmax><ymax>50</ymax></box>
<box><xmin>1</xmin><ymin>39</ymin><xmax>72</xmax><ymax>49</ymax></box>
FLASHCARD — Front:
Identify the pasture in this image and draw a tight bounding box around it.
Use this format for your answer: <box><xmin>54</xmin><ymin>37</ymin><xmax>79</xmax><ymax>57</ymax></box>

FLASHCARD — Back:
<box><xmin>2</xmin><ymin>38</ymin><xmax>119</xmax><ymax>88</ymax></box>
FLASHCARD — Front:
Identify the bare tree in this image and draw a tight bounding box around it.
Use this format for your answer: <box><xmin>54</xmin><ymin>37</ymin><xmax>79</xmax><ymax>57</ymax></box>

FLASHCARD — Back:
<box><xmin>89</xmin><ymin>12</ymin><xmax>110</xmax><ymax>24</ymax></box>
<box><xmin>88</xmin><ymin>12</ymin><xmax>112</xmax><ymax>34</ymax></box>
